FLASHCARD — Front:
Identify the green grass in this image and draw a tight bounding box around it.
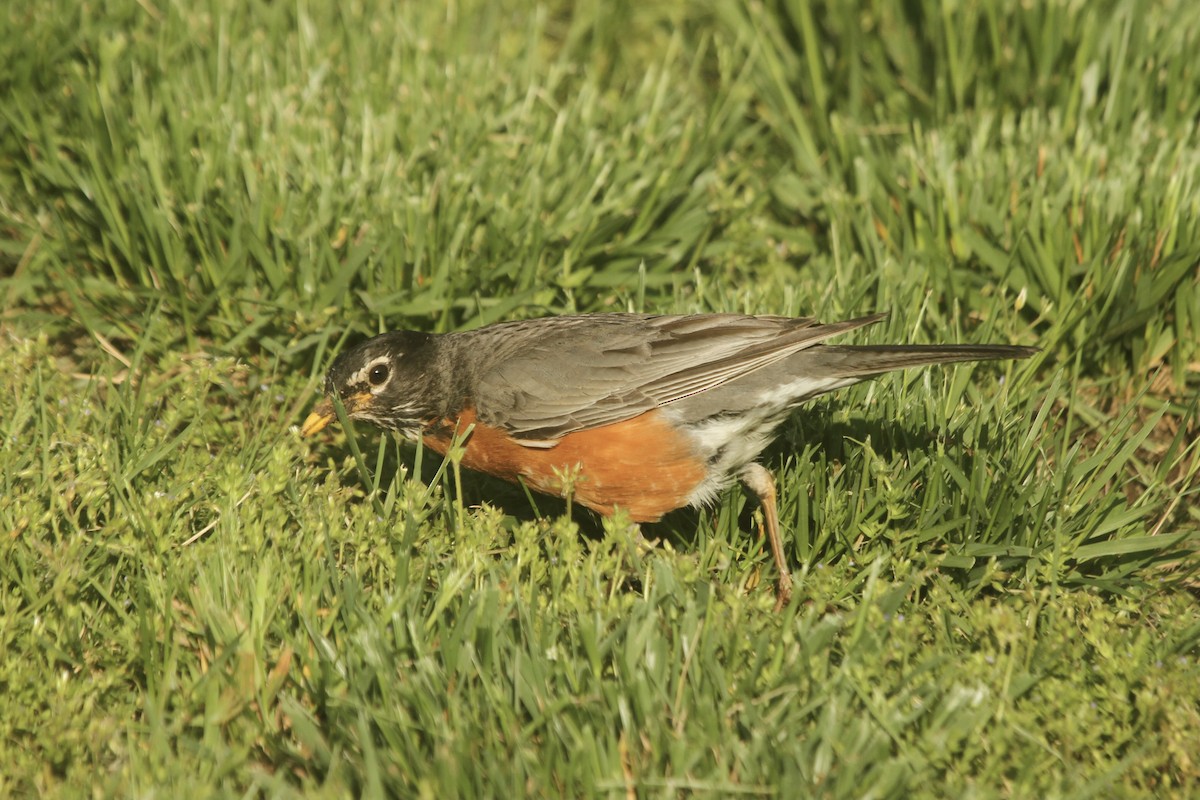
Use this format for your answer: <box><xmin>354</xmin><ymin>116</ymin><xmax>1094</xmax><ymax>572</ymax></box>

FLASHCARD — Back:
<box><xmin>3</xmin><ymin>0</ymin><xmax>1199</xmax><ymax>795</ymax></box>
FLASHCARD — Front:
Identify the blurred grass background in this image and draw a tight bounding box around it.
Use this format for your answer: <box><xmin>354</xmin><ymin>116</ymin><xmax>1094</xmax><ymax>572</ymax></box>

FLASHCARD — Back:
<box><xmin>2</xmin><ymin>0</ymin><xmax>1199</xmax><ymax>795</ymax></box>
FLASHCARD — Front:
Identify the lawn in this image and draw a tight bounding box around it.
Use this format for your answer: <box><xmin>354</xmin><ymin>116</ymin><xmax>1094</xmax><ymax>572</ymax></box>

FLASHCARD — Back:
<box><xmin>2</xmin><ymin>0</ymin><xmax>1199</xmax><ymax>796</ymax></box>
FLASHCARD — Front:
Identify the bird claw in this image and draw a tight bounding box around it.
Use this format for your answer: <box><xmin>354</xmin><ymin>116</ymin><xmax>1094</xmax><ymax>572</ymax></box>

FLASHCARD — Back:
<box><xmin>773</xmin><ymin>575</ymin><xmax>793</xmax><ymax>612</ymax></box>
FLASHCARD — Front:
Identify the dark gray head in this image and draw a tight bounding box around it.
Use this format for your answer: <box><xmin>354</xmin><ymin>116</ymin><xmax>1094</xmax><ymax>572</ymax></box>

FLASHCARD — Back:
<box><xmin>302</xmin><ymin>331</ymin><xmax>443</xmax><ymax>437</ymax></box>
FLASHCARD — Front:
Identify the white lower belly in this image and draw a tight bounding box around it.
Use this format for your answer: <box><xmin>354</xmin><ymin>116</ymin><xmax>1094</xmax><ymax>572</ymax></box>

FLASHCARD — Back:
<box><xmin>667</xmin><ymin>375</ymin><xmax>854</xmax><ymax>506</ymax></box>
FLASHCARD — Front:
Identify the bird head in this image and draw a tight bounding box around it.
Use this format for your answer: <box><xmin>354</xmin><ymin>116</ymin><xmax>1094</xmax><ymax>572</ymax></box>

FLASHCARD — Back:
<box><xmin>301</xmin><ymin>331</ymin><xmax>439</xmax><ymax>438</ymax></box>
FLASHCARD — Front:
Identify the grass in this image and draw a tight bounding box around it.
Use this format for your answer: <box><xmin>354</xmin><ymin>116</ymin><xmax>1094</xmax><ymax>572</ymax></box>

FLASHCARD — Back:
<box><xmin>2</xmin><ymin>0</ymin><xmax>1199</xmax><ymax>795</ymax></box>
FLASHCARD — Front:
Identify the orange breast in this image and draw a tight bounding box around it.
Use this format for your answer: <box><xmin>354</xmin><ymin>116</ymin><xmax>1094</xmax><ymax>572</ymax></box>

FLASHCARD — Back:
<box><xmin>421</xmin><ymin>408</ymin><xmax>706</xmax><ymax>522</ymax></box>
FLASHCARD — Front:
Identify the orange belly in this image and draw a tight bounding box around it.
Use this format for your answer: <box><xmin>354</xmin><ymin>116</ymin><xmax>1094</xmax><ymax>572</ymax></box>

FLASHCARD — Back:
<box><xmin>421</xmin><ymin>408</ymin><xmax>706</xmax><ymax>521</ymax></box>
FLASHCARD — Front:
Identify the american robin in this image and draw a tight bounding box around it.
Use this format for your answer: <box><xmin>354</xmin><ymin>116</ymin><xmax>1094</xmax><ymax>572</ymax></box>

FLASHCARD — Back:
<box><xmin>302</xmin><ymin>312</ymin><xmax>1036</xmax><ymax>609</ymax></box>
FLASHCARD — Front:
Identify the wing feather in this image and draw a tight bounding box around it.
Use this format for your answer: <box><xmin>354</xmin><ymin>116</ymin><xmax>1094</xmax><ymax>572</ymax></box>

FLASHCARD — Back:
<box><xmin>467</xmin><ymin>313</ymin><xmax>886</xmax><ymax>440</ymax></box>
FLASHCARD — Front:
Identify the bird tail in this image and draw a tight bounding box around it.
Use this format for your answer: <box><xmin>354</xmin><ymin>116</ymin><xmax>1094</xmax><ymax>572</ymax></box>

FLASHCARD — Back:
<box><xmin>804</xmin><ymin>343</ymin><xmax>1039</xmax><ymax>378</ymax></box>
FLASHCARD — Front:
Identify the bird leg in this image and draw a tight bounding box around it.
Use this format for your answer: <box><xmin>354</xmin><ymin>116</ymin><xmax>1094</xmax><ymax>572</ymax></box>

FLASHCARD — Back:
<box><xmin>632</xmin><ymin>523</ymin><xmax>660</xmax><ymax>557</ymax></box>
<box><xmin>740</xmin><ymin>463</ymin><xmax>792</xmax><ymax>611</ymax></box>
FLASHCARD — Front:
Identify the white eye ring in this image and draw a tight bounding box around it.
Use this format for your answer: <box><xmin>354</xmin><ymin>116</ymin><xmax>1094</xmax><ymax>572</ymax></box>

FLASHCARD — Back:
<box><xmin>368</xmin><ymin>363</ymin><xmax>390</xmax><ymax>386</ymax></box>
<box><xmin>351</xmin><ymin>355</ymin><xmax>396</xmax><ymax>392</ymax></box>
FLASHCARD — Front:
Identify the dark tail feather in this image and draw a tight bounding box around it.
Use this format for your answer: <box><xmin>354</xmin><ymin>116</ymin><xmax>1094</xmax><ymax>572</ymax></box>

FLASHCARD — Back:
<box><xmin>809</xmin><ymin>344</ymin><xmax>1038</xmax><ymax>378</ymax></box>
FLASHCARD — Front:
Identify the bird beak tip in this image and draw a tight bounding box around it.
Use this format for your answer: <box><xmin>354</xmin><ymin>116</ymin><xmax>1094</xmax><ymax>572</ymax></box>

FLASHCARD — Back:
<box><xmin>300</xmin><ymin>401</ymin><xmax>336</xmax><ymax>437</ymax></box>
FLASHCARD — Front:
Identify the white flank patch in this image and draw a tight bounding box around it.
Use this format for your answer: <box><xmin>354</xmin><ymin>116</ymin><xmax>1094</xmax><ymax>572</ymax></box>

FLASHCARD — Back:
<box><xmin>673</xmin><ymin>375</ymin><xmax>857</xmax><ymax>507</ymax></box>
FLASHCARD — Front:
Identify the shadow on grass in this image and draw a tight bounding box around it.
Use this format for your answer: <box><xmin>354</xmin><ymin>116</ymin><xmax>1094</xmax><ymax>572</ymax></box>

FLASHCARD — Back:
<box><xmin>326</xmin><ymin>403</ymin><xmax>975</xmax><ymax>547</ymax></box>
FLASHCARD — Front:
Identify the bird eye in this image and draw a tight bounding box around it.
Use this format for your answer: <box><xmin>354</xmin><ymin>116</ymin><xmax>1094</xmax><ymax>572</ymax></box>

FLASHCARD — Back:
<box><xmin>368</xmin><ymin>364</ymin><xmax>390</xmax><ymax>386</ymax></box>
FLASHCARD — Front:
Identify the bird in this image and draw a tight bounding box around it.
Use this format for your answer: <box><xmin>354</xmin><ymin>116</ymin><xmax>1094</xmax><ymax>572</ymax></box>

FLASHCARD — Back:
<box><xmin>301</xmin><ymin>312</ymin><xmax>1036</xmax><ymax>609</ymax></box>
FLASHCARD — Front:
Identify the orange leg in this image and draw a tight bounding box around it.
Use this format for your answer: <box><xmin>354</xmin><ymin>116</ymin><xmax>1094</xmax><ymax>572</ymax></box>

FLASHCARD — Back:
<box><xmin>741</xmin><ymin>463</ymin><xmax>792</xmax><ymax>610</ymax></box>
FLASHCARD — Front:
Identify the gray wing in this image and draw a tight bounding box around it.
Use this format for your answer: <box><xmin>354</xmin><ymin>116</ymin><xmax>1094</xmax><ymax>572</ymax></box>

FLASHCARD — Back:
<box><xmin>465</xmin><ymin>313</ymin><xmax>886</xmax><ymax>441</ymax></box>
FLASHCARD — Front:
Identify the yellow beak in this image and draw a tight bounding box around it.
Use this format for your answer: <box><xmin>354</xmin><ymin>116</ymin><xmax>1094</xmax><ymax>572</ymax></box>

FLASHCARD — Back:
<box><xmin>300</xmin><ymin>392</ymin><xmax>371</xmax><ymax>436</ymax></box>
<box><xmin>300</xmin><ymin>401</ymin><xmax>336</xmax><ymax>436</ymax></box>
